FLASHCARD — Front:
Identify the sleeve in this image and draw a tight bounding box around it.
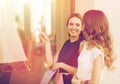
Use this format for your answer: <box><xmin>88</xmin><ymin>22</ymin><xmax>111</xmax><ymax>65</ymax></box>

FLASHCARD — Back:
<box><xmin>93</xmin><ymin>48</ymin><xmax>104</xmax><ymax>65</ymax></box>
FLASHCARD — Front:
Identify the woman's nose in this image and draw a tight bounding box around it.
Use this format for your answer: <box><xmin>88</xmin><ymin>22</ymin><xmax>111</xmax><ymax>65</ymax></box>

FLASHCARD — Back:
<box><xmin>72</xmin><ymin>25</ymin><xmax>77</xmax><ymax>29</ymax></box>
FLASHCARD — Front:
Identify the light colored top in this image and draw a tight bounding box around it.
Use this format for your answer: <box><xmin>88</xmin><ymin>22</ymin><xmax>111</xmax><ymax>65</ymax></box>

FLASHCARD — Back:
<box><xmin>76</xmin><ymin>42</ymin><xmax>104</xmax><ymax>80</ymax></box>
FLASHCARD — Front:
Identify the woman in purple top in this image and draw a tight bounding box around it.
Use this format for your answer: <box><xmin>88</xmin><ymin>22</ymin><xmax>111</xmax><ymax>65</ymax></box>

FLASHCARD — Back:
<box><xmin>40</xmin><ymin>13</ymin><xmax>84</xmax><ymax>84</ymax></box>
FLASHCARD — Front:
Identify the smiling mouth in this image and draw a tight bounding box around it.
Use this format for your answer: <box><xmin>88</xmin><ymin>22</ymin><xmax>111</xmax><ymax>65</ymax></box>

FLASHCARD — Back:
<box><xmin>71</xmin><ymin>29</ymin><xmax>79</xmax><ymax>33</ymax></box>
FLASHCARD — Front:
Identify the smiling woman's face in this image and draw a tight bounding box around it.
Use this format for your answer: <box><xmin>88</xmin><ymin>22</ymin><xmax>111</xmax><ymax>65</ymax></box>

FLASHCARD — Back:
<box><xmin>67</xmin><ymin>17</ymin><xmax>82</xmax><ymax>37</ymax></box>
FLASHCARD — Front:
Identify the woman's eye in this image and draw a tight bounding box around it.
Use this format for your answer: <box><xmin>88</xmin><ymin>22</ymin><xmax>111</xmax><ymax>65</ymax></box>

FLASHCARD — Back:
<box><xmin>68</xmin><ymin>23</ymin><xmax>81</xmax><ymax>27</ymax></box>
<box><xmin>76</xmin><ymin>23</ymin><xmax>80</xmax><ymax>26</ymax></box>
<box><xmin>69</xmin><ymin>23</ymin><xmax>73</xmax><ymax>26</ymax></box>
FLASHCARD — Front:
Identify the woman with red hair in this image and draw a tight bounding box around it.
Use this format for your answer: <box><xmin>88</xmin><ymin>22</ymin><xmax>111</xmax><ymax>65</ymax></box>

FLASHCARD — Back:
<box><xmin>72</xmin><ymin>10</ymin><xmax>115</xmax><ymax>84</ymax></box>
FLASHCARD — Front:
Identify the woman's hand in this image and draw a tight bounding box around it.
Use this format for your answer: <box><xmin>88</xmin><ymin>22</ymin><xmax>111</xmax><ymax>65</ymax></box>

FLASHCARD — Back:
<box><xmin>52</xmin><ymin>62</ymin><xmax>63</xmax><ymax>71</ymax></box>
<box><xmin>39</xmin><ymin>30</ymin><xmax>50</xmax><ymax>43</ymax></box>
<box><xmin>72</xmin><ymin>74</ymin><xmax>80</xmax><ymax>84</ymax></box>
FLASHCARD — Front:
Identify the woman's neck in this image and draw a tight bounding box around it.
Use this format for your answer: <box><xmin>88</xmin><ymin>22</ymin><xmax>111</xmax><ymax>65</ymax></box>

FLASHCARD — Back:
<box><xmin>70</xmin><ymin>36</ymin><xmax>79</xmax><ymax>42</ymax></box>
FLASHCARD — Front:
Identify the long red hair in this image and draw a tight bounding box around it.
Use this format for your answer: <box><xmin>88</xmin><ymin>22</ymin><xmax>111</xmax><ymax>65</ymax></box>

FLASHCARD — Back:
<box><xmin>82</xmin><ymin>10</ymin><xmax>115</xmax><ymax>70</ymax></box>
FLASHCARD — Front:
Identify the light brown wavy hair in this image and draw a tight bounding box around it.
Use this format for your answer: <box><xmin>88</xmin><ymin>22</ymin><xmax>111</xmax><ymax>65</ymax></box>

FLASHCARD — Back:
<box><xmin>82</xmin><ymin>10</ymin><xmax>115</xmax><ymax>70</ymax></box>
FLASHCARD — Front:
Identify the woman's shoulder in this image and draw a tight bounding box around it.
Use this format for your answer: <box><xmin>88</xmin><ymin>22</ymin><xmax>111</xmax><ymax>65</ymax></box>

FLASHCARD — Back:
<box><xmin>79</xmin><ymin>40</ymin><xmax>87</xmax><ymax>52</ymax></box>
<box><xmin>80</xmin><ymin>40</ymin><xmax>87</xmax><ymax>45</ymax></box>
<box><xmin>81</xmin><ymin>40</ymin><xmax>103</xmax><ymax>51</ymax></box>
<box><xmin>88</xmin><ymin>41</ymin><xmax>103</xmax><ymax>49</ymax></box>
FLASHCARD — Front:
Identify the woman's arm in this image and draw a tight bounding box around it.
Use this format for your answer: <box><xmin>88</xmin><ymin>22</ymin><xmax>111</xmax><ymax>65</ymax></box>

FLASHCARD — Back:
<box><xmin>45</xmin><ymin>41</ymin><xmax>65</xmax><ymax>68</ymax></box>
<box><xmin>71</xmin><ymin>74</ymin><xmax>80</xmax><ymax>84</ymax></box>
<box><xmin>60</xmin><ymin>62</ymin><xmax>77</xmax><ymax>74</ymax></box>
<box><xmin>52</xmin><ymin>62</ymin><xmax>77</xmax><ymax>74</ymax></box>
<box><xmin>39</xmin><ymin>31</ymin><xmax>54</xmax><ymax>67</ymax></box>
<box><xmin>88</xmin><ymin>54</ymin><xmax>104</xmax><ymax>84</ymax></box>
<box><xmin>44</xmin><ymin>41</ymin><xmax>54</xmax><ymax>67</ymax></box>
<box><xmin>39</xmin><ymin>30</ymin><xmax>62</xmax><ymax>68</ymax></box>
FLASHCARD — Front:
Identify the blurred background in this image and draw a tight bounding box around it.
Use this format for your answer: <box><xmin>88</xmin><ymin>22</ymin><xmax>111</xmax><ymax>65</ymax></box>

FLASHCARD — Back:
<box><xmin>0</xmin><ymin>0</ymin><xmax>120</xmax><ymax>84</ymax></box>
